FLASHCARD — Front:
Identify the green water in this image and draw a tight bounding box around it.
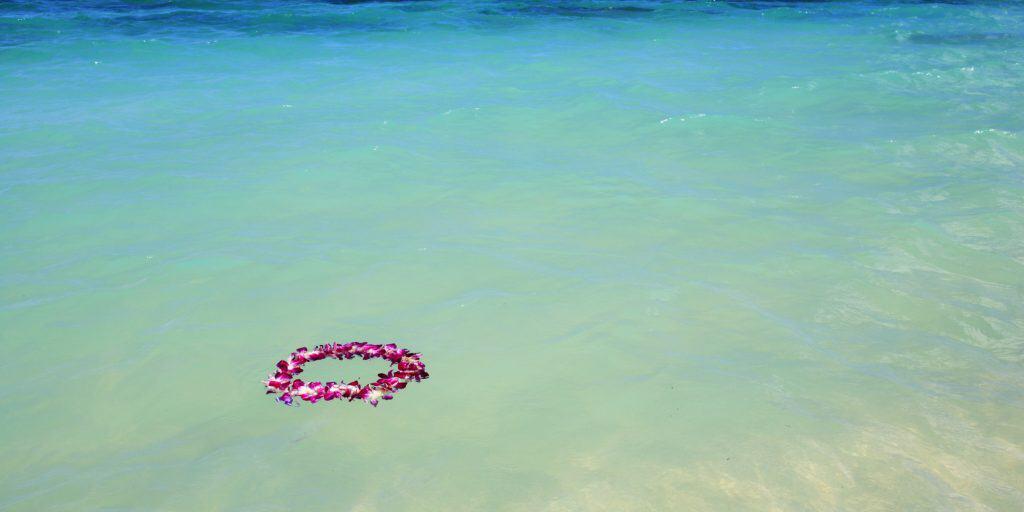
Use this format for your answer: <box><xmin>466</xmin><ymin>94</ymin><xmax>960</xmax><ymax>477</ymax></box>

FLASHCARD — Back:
<box><xmin>1</xmin><ymin>1</ymin><xmax>1023</xmax><ymax>510</ymax></box>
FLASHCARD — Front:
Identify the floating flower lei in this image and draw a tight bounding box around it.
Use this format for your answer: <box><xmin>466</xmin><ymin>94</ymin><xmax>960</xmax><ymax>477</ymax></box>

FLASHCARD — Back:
<box><xmin>263</xmin><ymin>342</ymin><xmax>429</xmax><ymax>407</ymax></box>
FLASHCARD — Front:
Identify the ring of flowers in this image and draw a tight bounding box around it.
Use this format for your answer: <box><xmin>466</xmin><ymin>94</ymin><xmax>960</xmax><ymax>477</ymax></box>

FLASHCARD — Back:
<box><xmin>263</xmin><ymin>342</ymin><xmax>429</xmax><ymax>407</ymax></box>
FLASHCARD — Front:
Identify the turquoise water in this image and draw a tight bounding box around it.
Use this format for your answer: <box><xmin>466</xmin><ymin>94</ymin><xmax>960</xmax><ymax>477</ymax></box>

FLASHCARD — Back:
<box><xmin>2</xmin><ymin>0</ymin><xmax>1024</xmax><ymax>509</ymax></box>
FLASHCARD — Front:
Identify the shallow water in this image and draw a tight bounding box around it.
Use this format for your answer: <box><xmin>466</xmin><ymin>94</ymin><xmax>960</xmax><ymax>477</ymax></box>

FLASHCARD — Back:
<box><xmin>2</xmin><ymin>1</ymin><xmax>1023</xmax><ymax>510</ymax></box>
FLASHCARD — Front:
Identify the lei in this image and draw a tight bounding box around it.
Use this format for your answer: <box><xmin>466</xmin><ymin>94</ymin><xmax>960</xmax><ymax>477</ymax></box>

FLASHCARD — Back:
<box><xmin>263</xmin><ymin>342</ymin><xmax>428</xmax><ymax>406</ymax></box>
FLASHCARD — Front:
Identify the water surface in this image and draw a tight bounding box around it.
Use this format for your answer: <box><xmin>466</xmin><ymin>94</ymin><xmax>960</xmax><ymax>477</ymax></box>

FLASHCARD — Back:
<box><xmin>2</xmin><ymin>1</ymin><xmax>1023</xmax><ymax>510</ymax></box>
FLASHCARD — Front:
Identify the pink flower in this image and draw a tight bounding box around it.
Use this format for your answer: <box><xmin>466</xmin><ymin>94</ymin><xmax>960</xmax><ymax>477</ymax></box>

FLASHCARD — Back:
<box><xmin>292</xmin><ymin>381</ymin><xmax>326</xmax><ymax>403</ymax></box>
<box><xmin>320</xmin><ymin>343</ymin><xmax>347</xmax><ymax>359</ymax></box>
<box><xmin>382</xmin><ymin>343</ymin><xmax>408</xmax><ymax>362</ymax></box>
<box><xmin>290</xmin><ymin>347</ymin><xmax>311</xmax><ymax>363</ymax></box>
<box><xmin>263</xmin><ymin>372</ymin><xmax>291</xmax><ymax>391</ymax></box>
<box><xmin>375</xmin><ymin>372</ymin><xmax>408</xmax><ymax>391</ymax></box>
<box><xmin>359</xmin><ymin>386</ymin><xmax>393</xmax><ymax>407</ymax></box>
<box><xmin>276</xmin><ymin>359</ymin><xmax>303</xmax><ymax>375</ymax></box>
<box><xmin>342</xmin><ymin>381</ymin><xmax>362</xmax><ymax>400</ymax></box>
<box><xmin>358</xmin><ymin>344</ymin><xmax>384</xmax><ymax>360</ymax></box>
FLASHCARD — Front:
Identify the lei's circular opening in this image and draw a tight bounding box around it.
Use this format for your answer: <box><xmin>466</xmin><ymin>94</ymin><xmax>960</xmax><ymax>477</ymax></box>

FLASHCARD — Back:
<box><xmin>263</xmin><ymin>342</ymin><xmax>428</xmax><ymax>407</ymax></box>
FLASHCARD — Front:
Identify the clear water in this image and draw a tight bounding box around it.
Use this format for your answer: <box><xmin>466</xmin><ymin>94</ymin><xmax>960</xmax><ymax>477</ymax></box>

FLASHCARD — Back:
<box><xmin>2</xmin><ymin>1</ymin><xmax>1023</xmax><ymax>510</ymax></box>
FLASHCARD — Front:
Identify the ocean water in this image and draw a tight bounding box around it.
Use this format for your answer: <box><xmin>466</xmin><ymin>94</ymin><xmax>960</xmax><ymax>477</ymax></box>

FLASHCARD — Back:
<box><xmin>2</xmin><ymin>0</ymin><xmax>1023</xmax><ymax>510</ymax></box>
